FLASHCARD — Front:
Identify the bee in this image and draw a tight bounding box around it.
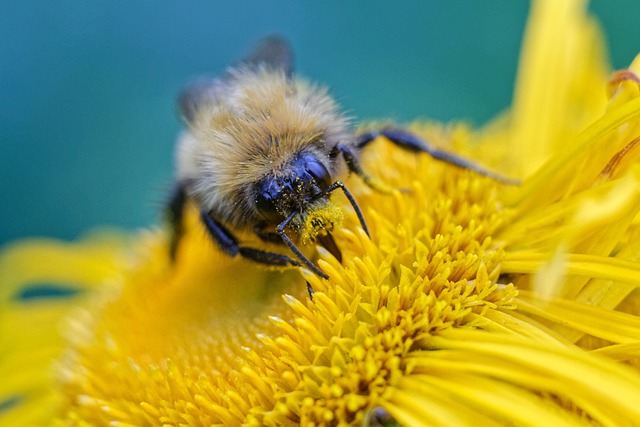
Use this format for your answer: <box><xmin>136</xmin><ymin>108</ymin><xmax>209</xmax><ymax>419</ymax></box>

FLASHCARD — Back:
<box><xmin>168</xmin><ymin>36</ymin><xmax>517</xmax><ymax>279</ymax></box>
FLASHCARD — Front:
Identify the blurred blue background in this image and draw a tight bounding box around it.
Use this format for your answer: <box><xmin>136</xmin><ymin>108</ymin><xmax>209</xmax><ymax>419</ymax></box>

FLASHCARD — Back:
<box><xmin>1</xmin><ymin>1</ymin><xmax>639</xmax><ymax>246</ymax></box>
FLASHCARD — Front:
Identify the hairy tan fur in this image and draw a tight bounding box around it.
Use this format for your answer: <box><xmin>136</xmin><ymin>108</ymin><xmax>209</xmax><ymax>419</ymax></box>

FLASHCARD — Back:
<box><xmin>176</xmin><ymin>67</ymin><xmax>351</xmax><ymax>229</ymax></box>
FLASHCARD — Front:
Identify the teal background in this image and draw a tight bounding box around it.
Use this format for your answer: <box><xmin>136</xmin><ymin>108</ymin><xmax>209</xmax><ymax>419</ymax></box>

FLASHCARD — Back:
<box><xmin>1</xmin><ymin>1</ymin><xmax>639</xmax><ymax>245</ymax></box>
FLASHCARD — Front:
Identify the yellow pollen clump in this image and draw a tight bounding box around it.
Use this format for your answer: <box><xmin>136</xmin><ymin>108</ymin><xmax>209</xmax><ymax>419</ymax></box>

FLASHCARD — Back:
<box><xmin>299</xmin><ymin>202</ymin><xmax>345</xmax><ymax>244</ymax></box>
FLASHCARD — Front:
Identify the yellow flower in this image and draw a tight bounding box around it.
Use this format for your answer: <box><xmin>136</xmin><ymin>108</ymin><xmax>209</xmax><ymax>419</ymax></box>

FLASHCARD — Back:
<box><xmin>4</xmin><ymin>0</ymin><xmax>640</xmax><ymax>425</ymax></box>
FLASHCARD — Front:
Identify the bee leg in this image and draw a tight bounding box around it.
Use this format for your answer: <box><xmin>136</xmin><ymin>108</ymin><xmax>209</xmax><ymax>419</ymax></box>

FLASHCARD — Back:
<box><xmin>254</xmin><ymin>224</ymin><xmax>328</xmax><ymax>291</ymax></box>
<box><xmin>253</xmin><ymin>222</ymin><xmax>285</xmax><ymax>244</ymax></box>
<box><xmin>200</xmin><ymin>211</ymin><xmax>303</xmax><ymax>269</ymax></box>
<box><xmin>315</xmin><ymin>179</ymin><xmax>371</xmax><ymax>239</ymax></box>
<box><xmin>256</xmin><ymin>220</ymin><xmax>342</xmax><ymax>266</ymax></box>
<box><xmin>277</xmin><ymin>211</ymin><xmax>330</xmax><ymax>279</ymax></box>
<box><xmin>166</xmin><ymin>182</ymin><xmax>188</xmax><ymax>260</ymax></box>
<box><xmin>356</xmin><ymin>128</ymin><xmax>520</xmax><ymax>185</ymax></box>
<box><xmin>306</xmin><ymin>281</ymin><xmax>315</xmax><ymax>299</ymax></box>
<box><xmin>335</xmin><ymin>143</ymin><xmax>399</xmax><ymax>194</ymax></box>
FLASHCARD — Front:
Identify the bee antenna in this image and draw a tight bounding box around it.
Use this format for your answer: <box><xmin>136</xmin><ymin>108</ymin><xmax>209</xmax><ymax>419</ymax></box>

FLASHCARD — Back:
<box><xmin>278</xmin><ymin>211</ymin><xmax>329</xmax><ymax>279</ymax></box>
<box><xmin>315</xmin><ymin>180</ymin><xmax>371</xmax><ymax>239</ymax></box>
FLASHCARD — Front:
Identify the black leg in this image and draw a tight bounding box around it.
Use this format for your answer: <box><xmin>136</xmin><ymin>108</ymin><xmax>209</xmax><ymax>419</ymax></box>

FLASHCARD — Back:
<box><xmin>257</xmin><ymin>219</ymin><xmax>343</xmax><ymax>261</ymax></box>
<box><xmin>356</xmin><ymin>128</ymin><xmax>520</xmax><ymax>185</ymax></box>
<box><xmin>306</xmin><ymin>281</ymin><xmax>315</xmax><ymax>299</ymax></box>
<box><xmin>200</xmin><ymin>211</ymin><xmax>301</xmax><ymax>268</ymax></box>
<box><xmin>166</xmin><ymin>182</ymin><xmax>188</xmax><ymax>260</ymax></box>
<box><xmin>277</xmin><ymin>211</ymin><xmax>330</xmax><ymax>279</ymax></box>
<box><xmin>253</xmin><ymin>222</ymin><xmax>285</xmax><ymax>244</ymax></box>
<box><xmin>266</xmin><ymin>178</ymin><xmax>371</xmax><ymax>280</ymax></box>
<box><xmin>314</xmin><ymin>179</ymin><xmax>370</xmax><ymax>239</ymax></box>
<box><xmin>336</xmin><ymin>143</ymin><xmax>398</xmax><ymax>194</ymax></box>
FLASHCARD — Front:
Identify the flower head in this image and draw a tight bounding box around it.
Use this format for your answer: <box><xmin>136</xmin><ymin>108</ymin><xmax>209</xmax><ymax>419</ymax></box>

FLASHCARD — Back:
<box><xmin>4</xmin><ymin>1</ymin><xmax>640</xmax><ymax>426</ymax></box>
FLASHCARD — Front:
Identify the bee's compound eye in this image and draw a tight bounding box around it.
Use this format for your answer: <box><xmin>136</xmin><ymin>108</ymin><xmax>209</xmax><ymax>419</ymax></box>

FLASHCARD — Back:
<box><xmin>304</xmin><ymin>158</ymin><xmax>332</xmax><ymax>191</ymax></box>
<box><xmin>255</xmin><ymin>179</ymin><xmax>285</xmax><ymax>223</ymax></box>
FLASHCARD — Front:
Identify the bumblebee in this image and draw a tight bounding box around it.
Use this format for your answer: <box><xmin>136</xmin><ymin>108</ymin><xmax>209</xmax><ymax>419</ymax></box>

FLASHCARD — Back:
<box><xmin>168</xmin><ymin>36</ymin><xmax>516</xmax><ymax>279</ymax></box>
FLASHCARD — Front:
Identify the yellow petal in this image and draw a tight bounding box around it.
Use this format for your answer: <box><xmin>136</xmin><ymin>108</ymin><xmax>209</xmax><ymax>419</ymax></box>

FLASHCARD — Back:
<box><xmin>509</xmin><ymin>0</ymin><xmax>609</xmax><ymax>176</ymax></box>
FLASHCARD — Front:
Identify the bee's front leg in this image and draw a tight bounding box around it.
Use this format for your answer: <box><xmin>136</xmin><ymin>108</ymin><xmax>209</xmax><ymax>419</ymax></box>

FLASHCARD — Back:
<box><xmin>200</xmin><ymin>212</ymin><xmax>302</xmax><ymax>269</ymax></box>
<box><xmin>334</xmin><ymin>143</ymin><xmax>398</xmax><ymax>194</ymax></box>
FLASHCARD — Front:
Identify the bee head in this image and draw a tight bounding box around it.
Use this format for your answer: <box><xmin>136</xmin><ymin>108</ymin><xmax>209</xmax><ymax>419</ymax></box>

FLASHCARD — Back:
<box><xmin>254</xmin><ymin>152</ymin><xmax>332</xmax><ymax>224</ymax></box>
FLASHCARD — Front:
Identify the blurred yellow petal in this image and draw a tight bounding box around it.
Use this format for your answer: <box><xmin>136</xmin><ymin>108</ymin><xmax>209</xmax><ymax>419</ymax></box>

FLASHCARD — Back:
<box><xmin>0</xmin><ymin>233</ymin><xmax>127</xmax><ymax>426</ymax></box>
<box><xmin>516</xmin><ymin>290</ymin><xmax>640</xmax><ymax>344</ymax></box>
<box><xmin>503</xmin><ymin>253</ymin><xmax>640</xmax><ymax>288</ymax></box>
<box><xmin>509</xmin><ymin>0</ymin><xmax>608</xmax><ymax>176</ymax></box>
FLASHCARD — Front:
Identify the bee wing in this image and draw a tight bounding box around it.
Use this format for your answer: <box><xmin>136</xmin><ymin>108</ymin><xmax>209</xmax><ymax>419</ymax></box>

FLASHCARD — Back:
<box><xmin>238</xmin><ymin>35</ymin><xmax>294</xmax><ymax>78</ymax></box>
<box><xmin>177</xmin><ymin>77</ymin><xmax>224</xmax><ymax>125</ymax></box>
<box><xmin>178</xmin><ymin>36</ymin><xmax>294</xmax><ymax>124</ymax></box>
